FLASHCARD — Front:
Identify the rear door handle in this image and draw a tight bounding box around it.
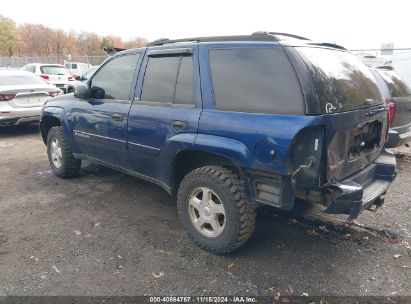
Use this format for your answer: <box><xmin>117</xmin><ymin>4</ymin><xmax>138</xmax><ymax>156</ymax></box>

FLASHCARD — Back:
<box><xmin>111</xmin><ymin>113</ymin><xmax>123</xmax><ymax>121</ymax></box>
<box><xmin>171</xmin><ymin>120</ymin><xmax>188</xmax><ymax>130</ymax></box>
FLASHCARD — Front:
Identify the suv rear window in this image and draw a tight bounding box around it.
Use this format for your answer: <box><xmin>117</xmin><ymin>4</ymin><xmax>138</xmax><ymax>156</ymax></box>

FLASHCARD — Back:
<box><xmin>209</xmin><ymin>48</ymin><xmax>304</xmax><ymax>114</ymax></box>
<box><xmin>40</xmin><ymin>66</ymin><xmax>68</xmax><ymax>75</ymax></box>
<box><xmin>376</xmin><ymin>69</ymin><xmax>411</xmax><ymax>97</ymax></box>
<box><xmin>296</xmin><ymin>47</ymin><xmax>382</xmax><ymax>113</ymax></box>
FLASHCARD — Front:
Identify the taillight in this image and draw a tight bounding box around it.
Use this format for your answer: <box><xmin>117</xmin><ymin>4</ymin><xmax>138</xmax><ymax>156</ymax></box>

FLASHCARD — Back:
<box><xmin>0</xmin><ymin>93</ymin><xmax>16</xmax><ymax>101</ymax></box>
<box><xmin>68</xmin><ymin>75</ymin><xmax>75</xmax><ymax>81</ymax></box>
<box><xmin>49</xmin><ymin>91</ymin><xmax>61</xmax><ymax>97</ymax></box>
<box><xmin>287</xmin><ymin>126</ymin><xmax>324</xmax><ymax>189</ymax></box>
<box><xmin>40</xmin><ymin>74</ymin><xmax>49</xmax><ymax>80</ymax></box>
<box><xmin>385</xmin><ymin>99</ymin><xmax>395</xmax><ymax>127</ymax></box>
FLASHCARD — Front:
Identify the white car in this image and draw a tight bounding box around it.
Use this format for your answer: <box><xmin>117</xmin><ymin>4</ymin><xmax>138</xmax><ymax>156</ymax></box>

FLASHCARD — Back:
<box><xmin>0</xmin><ymin>70</ymin><xmax>62</xmax><ymax>126</ymax></box>
<box><xmin>22</xmin><ymin>63</ymin><xmax>73</xmax><ymax>93</ymax></box>
<box><xmin>64</xmin><ymin>61</ymin><xmax>93</xmax><ymax>77</ymax></box>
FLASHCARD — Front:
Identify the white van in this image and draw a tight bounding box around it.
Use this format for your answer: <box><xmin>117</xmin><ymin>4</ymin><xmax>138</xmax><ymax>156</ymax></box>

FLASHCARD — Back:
<box><xmin>64</xmin><ymin>62</ymin><xmax>93</xmax><ymax>76</ymax></box>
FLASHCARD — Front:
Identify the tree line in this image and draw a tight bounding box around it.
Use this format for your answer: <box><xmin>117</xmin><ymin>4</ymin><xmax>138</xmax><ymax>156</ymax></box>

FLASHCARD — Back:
<box><xmin>0</xmin><ymin>15</ymin><xmax>149</xmax><ymax>57</ymax></box>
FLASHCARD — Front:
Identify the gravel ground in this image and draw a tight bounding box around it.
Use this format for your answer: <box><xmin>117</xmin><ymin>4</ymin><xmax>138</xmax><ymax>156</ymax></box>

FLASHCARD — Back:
<box><xmin>0</xmin><ymin>124</ymin><xmax>410</xmax><ymax>297</ymax></box>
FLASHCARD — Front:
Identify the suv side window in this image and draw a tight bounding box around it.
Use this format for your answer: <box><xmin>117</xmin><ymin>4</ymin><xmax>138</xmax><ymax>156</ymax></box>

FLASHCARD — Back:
<box><xmin>90</xmin><ymin>53</ymin><xmax>140</xmax><ymax>100</ymax></box>
<box><xmin>140</xmin><ymin>54</ymin><xmax>195</xmax><ymax>105</ymax></box>
<box><xmin>208</xmin><ymin>48</ymin><xmax>304</xmax><ymax>114</ymax></box>
<box><xmin>174</xmin><ymin>56</ymin><xmax>195</xmax><ymax>105</ymax></box>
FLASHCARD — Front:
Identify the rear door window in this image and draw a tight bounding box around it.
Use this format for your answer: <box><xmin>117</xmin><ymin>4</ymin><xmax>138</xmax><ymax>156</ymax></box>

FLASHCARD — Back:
<box><xmin>141</xmin><ymin>56</ymin><xmax>180</xmax><ymax>103</ymax></box>
<box><xmin>296</xmin><ymin>47</ymin><xmax>382</xmax><ymax>113</ymax></box>
<box><xmin>140</xmin><ymin>54</ymin><xmax>195</xmax><ymax>105</ymax></box>
<box><xmin>174</xmin><ymin>56</ymin><xmax>195</xmax><ymax>105</ymax></box>
<box><xmin>208</xmin><ymin>47</ymin><xmax>304</xmax><ymax>114</ymax></box>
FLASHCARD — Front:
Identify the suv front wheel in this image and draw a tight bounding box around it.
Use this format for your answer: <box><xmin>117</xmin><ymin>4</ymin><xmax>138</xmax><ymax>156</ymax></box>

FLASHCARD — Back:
<box><xmin>177</xmin><ymin>166</ymin><xmax>256</xmax><ymax>254</ymax></box>
<box><xmin>47</xmin><ymin>126</ymin><xmax>81</xmax><ymax>178</ymax></box>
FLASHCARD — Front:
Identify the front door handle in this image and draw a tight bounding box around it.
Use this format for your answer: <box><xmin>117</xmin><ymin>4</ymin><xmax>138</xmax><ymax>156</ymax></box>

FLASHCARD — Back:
<box><xmin>111</xmin><ymin>113</ymin><xmax>123</xmax><ymax>121</ymax></box>
<box><xmin>171</xmin><ymin>120</ymin><xmax>188</xmax><ymax>130</ymax></box>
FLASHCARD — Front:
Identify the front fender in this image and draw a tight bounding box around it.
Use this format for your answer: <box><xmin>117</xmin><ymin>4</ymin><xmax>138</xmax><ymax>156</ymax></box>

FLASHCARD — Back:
<box><xmin>41</xmin><ymin>106</ymin><xmax>66</xmax><ymax>121</ymax></box>
<box><xmin>40</xmin><ymin>106</ymin><xmax>76</xmax><ymax>151</ymax></box>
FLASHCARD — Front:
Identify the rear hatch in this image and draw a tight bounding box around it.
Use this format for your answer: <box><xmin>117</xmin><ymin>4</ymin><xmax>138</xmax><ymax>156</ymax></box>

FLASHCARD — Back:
<box><xmin>296</xmin><ymin>47</ymin><xmax>388</xmax><ymax>183</ymax></box>
<box><xmin>376</xmin><ymin>68</ymin><xmax>411</xmax><ymax>134</ymax></box>
<box><xmin>40</xmin><ymin>65</ymin><xmax>69</xmax><ymax>87</ymax></box>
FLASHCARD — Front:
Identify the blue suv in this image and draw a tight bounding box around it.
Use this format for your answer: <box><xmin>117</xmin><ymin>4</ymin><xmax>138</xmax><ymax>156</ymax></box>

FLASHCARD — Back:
<box><xmin>40</xmin><ymin>32</ymin><xmax>396</xmax><ymax>254</ymax></box>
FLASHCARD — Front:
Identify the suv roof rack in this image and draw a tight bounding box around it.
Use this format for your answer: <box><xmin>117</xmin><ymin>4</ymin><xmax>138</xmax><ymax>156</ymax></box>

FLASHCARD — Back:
<box><xmin>251</xmin><ymin>31</ymin><xmax>311</xmax><ymax>41</ymax></box>
<box><xmin>146</xmin><ymin>34</ymin><xmax>279</xmax><ymax>47</ymax></box>
<box><xmin>146</xmin><ymin>32</ymin><xmax>346</xmax><ymax>50</ymax></box>
<box><xmin>147</xmin><ymin>31</ymin><xmax>313</xmax><ymax>47</ymax></box>
<box><xmin>306</xmin><ymin>42</ymin><xmax>346</xmax><ymax>50</ymax></box>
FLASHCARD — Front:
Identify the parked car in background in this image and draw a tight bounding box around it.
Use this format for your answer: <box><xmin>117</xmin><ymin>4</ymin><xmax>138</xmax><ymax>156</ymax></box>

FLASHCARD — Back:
<box><xmin>0</xmin><ymin>70</ymin><xmax>62</xmax><ymax>126</ymax></box>
<box><xmin>22</xmin><ymin>63</ymin><xmax>72</xmax><ymax>93</ymax></box>
<box><xmin>370</xmin><ymin>66</ymin><xmax>411</xmax><ymax>148</ymax></box>
<box><xmin>67</xmin><ymin>66</ymin><xmax>99</xmax><ymax>93</ymax></box>
<box><xmin>64</xmin><ymin>62</ymin><xmax>93</xmax><ymax>77</ymax></box>
<box><xmin>356</xmin><ymin>52</ymin><xmax>391</xmax><ymax>67</ymax></box>
<box><xmin>40</xmin><ymin>33</ymin><xmax>396</xmax><ymax>254</ymax></box>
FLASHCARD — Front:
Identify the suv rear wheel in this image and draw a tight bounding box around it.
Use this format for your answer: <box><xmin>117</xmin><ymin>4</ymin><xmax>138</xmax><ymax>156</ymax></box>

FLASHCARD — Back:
<box><xmin>47</xmin><ymin>126</ymin><xmax>81</xmax><ymax>178</ymax></box>
<box><xmin>177</xmin><ymin>166</ymin><xmax>256</xmax><ymax>254</ymax></box>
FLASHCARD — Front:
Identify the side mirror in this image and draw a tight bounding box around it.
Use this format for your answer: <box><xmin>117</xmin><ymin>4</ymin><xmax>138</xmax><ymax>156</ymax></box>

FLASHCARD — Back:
<box><xmin>75</xmin><ymin>75</ymin><xmax>82</xmax><ymax>81</ymax></box>
<box><xmin>90</xmin><ymin>86</ymin><xmax>105</xmax><ymax>99</ymax></box>
<box><xmin>74</xmin><ymin>83</ymin><xmax>91</xmax><ymax>99</ymax></box>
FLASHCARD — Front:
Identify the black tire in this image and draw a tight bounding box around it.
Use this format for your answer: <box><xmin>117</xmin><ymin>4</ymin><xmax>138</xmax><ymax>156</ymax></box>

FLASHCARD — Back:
<box><xmin>177</xmin><ymin>166</ymin><xmax>256</xmax><ymax>254</ymax></box>
<box><xmin>47</xmin><ymin>126</ymin><xmax>81</xmax><ymax>178</ymax></box>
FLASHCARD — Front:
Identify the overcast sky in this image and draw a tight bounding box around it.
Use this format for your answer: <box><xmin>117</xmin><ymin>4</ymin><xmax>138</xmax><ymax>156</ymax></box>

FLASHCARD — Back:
<box><xmin>2</xmin><ymin>0</ymin><xmax>410</xmax><ymax>51</ymax></box>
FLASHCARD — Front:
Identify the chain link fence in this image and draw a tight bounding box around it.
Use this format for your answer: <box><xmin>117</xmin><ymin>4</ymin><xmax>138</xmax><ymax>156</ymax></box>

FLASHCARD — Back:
<box><xmin>0</xmin><ymin>55</ymin><xmax>108</xmax><ymax>68</ymax></box>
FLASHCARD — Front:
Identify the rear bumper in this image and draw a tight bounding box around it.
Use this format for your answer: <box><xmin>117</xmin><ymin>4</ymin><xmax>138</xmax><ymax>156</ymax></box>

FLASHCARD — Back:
<box><xmin>324</xmin><ymin>149</ymin><xmax>396</xmax><ymax>219</ymax></box>
<box><xmin>0</xmin><ymin>104</ymin><xmax>42</xmax><ymax>126</ymax></box>
<box><xmin>385</xmin><ymin>129</ymin><xmax>411</xmax><ymax>148</ymax></box>
<box><xmin>0</xmin><ymin>115</ymin><xmax>40</xmax><ymax>126</ymax></box>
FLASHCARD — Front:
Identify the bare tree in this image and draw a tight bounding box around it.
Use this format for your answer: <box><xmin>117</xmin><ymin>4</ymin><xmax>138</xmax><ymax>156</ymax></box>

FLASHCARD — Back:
<box><xmin>124</xmin><ymin>37</ymin><xmax>149</xmax><ymax>49</ymax></box>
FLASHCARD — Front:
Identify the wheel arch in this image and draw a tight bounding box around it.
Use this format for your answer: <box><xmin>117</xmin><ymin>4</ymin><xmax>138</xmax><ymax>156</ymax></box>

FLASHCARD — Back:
<box><xmin>170</xmin><ymin>149</ymin><xmax>240</xmax><ymax>196</ymax></box>
<box><xmin>40</xmin><ymin>107</ymin><xmax>65</xmax><ymax>145</ymax></box>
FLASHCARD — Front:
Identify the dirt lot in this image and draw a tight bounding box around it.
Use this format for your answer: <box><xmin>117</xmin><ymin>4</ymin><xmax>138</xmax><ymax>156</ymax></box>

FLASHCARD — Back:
<box><xmin>0</xmin><ymin>124</ymin><xmax>410</xmax><ymax>297</ymax></box>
